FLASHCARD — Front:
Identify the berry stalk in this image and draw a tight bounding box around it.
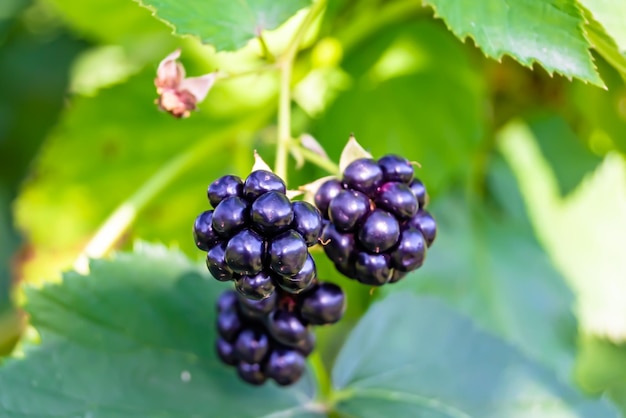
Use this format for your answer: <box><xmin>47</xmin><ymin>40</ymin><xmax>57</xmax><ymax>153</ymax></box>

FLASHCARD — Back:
<box><xmin>275</xmin><ymin>0</ymin><xmax>327</xmax><ymax>183</ymax></box>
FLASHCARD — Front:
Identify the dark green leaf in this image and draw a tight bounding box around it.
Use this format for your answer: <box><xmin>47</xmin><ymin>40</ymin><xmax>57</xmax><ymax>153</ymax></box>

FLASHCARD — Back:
<box><xmin>136</xmin><ymin>0</ymin><xmax>310</xmax><ymax>51</ymax></box>
<box><xmin>0</xmin><ymin>244</ymin><xmax>320</xmax><ymax>417</ymax></box>
<box><xmin>332</xmin><ymin>293</ymin><xmax>616</xmax><ymax>417</ymax></box>
<box><xmin>423</xmin><ymin>0</ymin><xmax>604</xmax><ymax>86</ymax></box>
<box><xmin>384</xmin><ymin>189</ymin><xmax>577</xmax><ymax>379</ymax></box>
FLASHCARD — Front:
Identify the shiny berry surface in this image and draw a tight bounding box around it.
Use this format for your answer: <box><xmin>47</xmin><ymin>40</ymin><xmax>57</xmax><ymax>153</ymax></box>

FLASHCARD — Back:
<box><xmin>342</xmin><ymin>158</ymin><xmax>383</xmax><ymax>195</ymax></box>
<box><xmin>266</xmin><ymin>310</ymin><xmax>308</xmax><ymax>347</ymax></box>
<box><xmin>313</xmin><ymin>179</ymin><xmax>343</xmax><ymax>218</ymax></box>
<box><xmin>409</xmin><ymin>179</ymin><xmax>427</xmax><ymax>209</ymax></box>
<box><xmin>378</xmin><ymin>155</ymin><xmax>414</xmax><ymax>184</ymax></box>
<box><xmin>275</xmin><ymin>254</ymin><xmax>316</xmax><ymax>294</ymax></box>
<box><xmin>354</xmin><ymin>252</ymin><xmax>392</xmax><ymax>285</ymax></box>
<box><xmin>208</xmin><ymin>175</ymin><xmax>243</xmax><ymax>208</ymax></box>
<box><xmin>206</xmin><ymin>243</ymin><xmax>235</xmax><ymax>281</ymax></box>
<box><xmin>265</xmin><ymin>349</ymin><xmax>306</xmax><ymax>386</ymax></box>
<box><xmin>235</xmin><ymin>271</ymin><xmax>275</xmax><ymax>300</ymax></box>
<box><xmin>408</xmin><ymin>210</ymin><xmax>436</xmax><ymax>247</ymax></box>
<box><xmin>235</xmin><ymin>328</ymin><xmax>269</xmax><ymax>363</ymax></box>
<box><xmin>193</xmin><ymin>210</ymin><xmax>220</xmax><ymax>251</ymax></box>
<box><xmin>224</xmin><ymin>229</ymin><xmax>264</xmax><ymax>276</ymax></box>
<box><xmin>237</xmin><ymin>292</ymin><xmax>277</xmax><ymax>319</ymax></box>
<box><xmin>250</xmin><ymin>191</ymin><xmax>294</xmax><ymax>236</ymax></box>
<box><xmin>212</xmin><ymin>196</ymin><xmax>248</xmax><ymax>237</ymax></box>
<box><xmin>300</xmin><ymin>282</ymin><xmax>346</xmax><ymax>325</ymax></box>
<box><xmin>243</xmin><ymin>170</ymin><xmax>286</xmax><ymax>201</ymax></box>
<box><xmin>391</xmin><ymin>228</ymin><xmax>426</xmax><ymax>272</ymax></box>
<box><xmin>269</xmin><ymin>231</ymin><xmax>308</xmax><ymax>276</ymax></box>
<box><xmin>375</xmin><ymin>182</ymin><xmax>418</xmax><ymax>220</ymax></box>
<box><xmin>321</xmin><ymin>223</ymin><xmax>355</xmax><ymax>268</ymax></box>
<box><xmin>357</xmin><ymin>209</ymin><xmax>400</xmax><ymax>253</ymax></box>
<box><xmin>328</xmin><ymin>190</ymin><xmax>371</xmax><ymax>232</ymax></box>
<box><xmin>291</xmin><ymin>201</ymin><xmax>322</xmax><ymax>246</ymax></box>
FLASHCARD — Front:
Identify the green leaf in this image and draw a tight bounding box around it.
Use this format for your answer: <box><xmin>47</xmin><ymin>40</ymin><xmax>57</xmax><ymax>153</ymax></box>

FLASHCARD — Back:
<box><xmin>384</xmin><ymin>190</ymin><xmax>577</xmax><ymax>379</ymax></box>
<box><xmin>499</xmin><ymin>120</ymin><xmax>626</xmax><ymax>341</ymax></box>
<box><xmin>332</xmin><ymin>293</ymin><xmax>616</xmax><ymax>417</ymax></box>
<box><xmin>581</xmin><ymin>6</ymin><xmax>626</xmax><ymax>81</ymax></box>
<box><xmin>578</xmin><ymin>0</ymin><xmax>626</xmax><ymax>55</ymax></box>
<box><xmin>576</xmin><ymin>336</ymin><xmax>626</xmax><ymax>415</ymax></box>
<box><xmin>526</xmin><ymin>114</ymin><xmax>602</xmax><ymax>196</ymax></box>
<box><xmin>14</xmin><ymin>67</ymin><xmax>272</xmax><ymax>284</ymax></box>
<box><xmin>0</xmin><ymin>244</ymin><xmax>320</xmax><ymax>417</ymax></box>
<box><xmin>423</xmin><ymin>0</ymin><xmax>604</xmax><ymax>87</ymax></box>
<box><xmin>135</xmin><ymin>0</ymin><xmax>310</xmax><ymax>51</ymax></box>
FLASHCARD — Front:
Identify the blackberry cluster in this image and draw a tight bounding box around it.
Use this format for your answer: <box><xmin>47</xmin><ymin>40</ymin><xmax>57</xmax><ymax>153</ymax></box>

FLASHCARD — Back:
<box><xmin>315</xmin><ymin>155</ymin><xmax>436</xmax><ymax>285</ymax></box>
<box><xmin>215</xmin><ymin>283</ymin><xmax>345</xmax><ymax>385</ymax></box>
<box><xmin>193</xmin><ymin>170</ymin><xmax>323</xmax><ymax>299</ymax></box>
<box><xmin>194</xmin><ymin>170</ymin><xmax>346</xmax><ymax>385</ymax></box>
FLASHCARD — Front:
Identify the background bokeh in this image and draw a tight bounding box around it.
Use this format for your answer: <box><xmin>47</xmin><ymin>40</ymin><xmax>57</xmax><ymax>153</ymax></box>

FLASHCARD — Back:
<box><xmin>1</xmin><ymin>0</ymin><xmax>626</xmax><ymax>414</ymax></box>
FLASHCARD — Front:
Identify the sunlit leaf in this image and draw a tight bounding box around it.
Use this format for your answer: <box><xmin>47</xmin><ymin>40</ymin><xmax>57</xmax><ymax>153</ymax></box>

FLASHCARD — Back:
<box><xmin>423</xmin><ymin>0</ymin><xmax>604</xmax><ymax>86</ymax></box>
<box><xmin>499</xmin><ymin>120</ymin><xmax>626</xmax><ymax>341</ymax></box>
<box><xmin>135</xmin><ymin>0</ymin><xmax>310</xmax><ymax>51</ymax></box>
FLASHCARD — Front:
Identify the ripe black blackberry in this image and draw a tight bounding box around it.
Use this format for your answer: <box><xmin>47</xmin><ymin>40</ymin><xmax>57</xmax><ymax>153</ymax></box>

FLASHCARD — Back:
<box><xmin>193</xmin><ymin>170</ymin><xmax>323</xmax><ymax>300</ymax></box>
<box><xmin>315</xmin><ymin>154</ymin><xmax>436</xmax><ymax>285</ymax></box>
<box><xmin>214</xmin><ymin>282</ymin><xmax>345</xmax><ymax>386</ymax></box>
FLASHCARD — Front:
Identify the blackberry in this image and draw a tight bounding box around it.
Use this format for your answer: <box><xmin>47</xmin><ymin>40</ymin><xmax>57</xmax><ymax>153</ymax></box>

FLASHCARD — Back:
<box><xmin>314</xmin><ymin>154</ymin><xmax>436</xmax><ymax>285</ymax></box>
<box><xmin>275</xmin><ymin>254</ymin><xmax>316</xmax><ymax>294</ymax></box>
<box><xmin>234</xmin><ymin>272</ymin><xmax>275</xmax><ymax>300</ymax></box>
<box><xmin>265</xmin><ymin>348</ymin><xmax>306</xmax><ymax>386</ymax></box>
<box><xmin>291</xmin><ymin>201</ymin><xmax>322</xmax><ymax>246</ymax></box>
<box><xmin>206</xmin><ymin>243</ymin><xmax>235</xmax><ymax>282</ymax></box>
<box><xmin>342</xmin><ymin>158</ymin><xmax>383</xmax><ymax>195</ymax></box>
<box><xmin>194</xmin><ymin>171</ymin><xmax>323</xmax><ymax>301</ymax></box>
<box><xmin>299</xmin><ymin>282</ymin><xmax>345</xmax><ymax>325</ymax></box>
<box><xmin>313</xmin><ymin>179</ymin><xmax>343</xmax><ymax>218</ymax></box>
<box><xmin>208</xmin><ymin>175</ymin><xmax>244</xmax><ymax>208</ymax></box>
<box><xmin>237</xmin><ymin>361</ymin><xmax>267</xmax><ymax>385</ymax></box>
<box><xmin>250</xmin><ymin>191</ymin><xmax>294</xmax><ymax>235</ymax></box>
<box><xmin>269</xmin><ymin>231</ymin><xmax>308</xmax><ymax>277</ymax></box>
<box><xmin>193</xmin><ymin>210</ymin><xmax>219</xmax><ymax>251</ymax></box>
<box><xmin>212</xmin><ymin>196</ymin><xmax>248</xmax><ymax>237</ymax></box>
<box><xmin>328</xmin><ymin>190</ymin><xmax>370</xmax><ymax>232</ymax></box>
<box><xmin>214</xmin><ymin>284</ymin><xmax>345</xmax><ymax>387</ymax></box>
<box><xmin>235</xmin><ymin>328</ymin><xmax>269</xmax><ymax>363</ymax></box>
<box><xmin>243</xmin><ymin>170</ymin><xmax>286</xmax><ymax>201</ymax></box>
<box><xmin>267</xmin><ymin>309</ymin><xmax>308</xmax><ymax>347</ymax></box>
<box><xmin>224</xmin><ymin>229</ymin><xmax>264</xmax><ymax>275</ymax></box>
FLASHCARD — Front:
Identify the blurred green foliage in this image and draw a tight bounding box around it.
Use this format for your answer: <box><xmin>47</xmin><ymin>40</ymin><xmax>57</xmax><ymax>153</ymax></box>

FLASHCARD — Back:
<box><xmin>1</xmin><ymin>0</ymin><xmax>626</xmax><ymax>415</ymax></box>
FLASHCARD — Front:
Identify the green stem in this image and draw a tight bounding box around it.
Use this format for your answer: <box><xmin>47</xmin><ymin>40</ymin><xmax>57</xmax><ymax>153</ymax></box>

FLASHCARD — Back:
<box><xmin>256</xmin><ymin>35</ymin><xmax>275</xmax><ymax>62</ymax></box>
<box><xmin>308</xmin><ymin>349</ymin><xmax>332</xmax><ymax>402</ymax></box>
<box><xmin>292</xmin><ymin>141</ymin><xmax>340</xmax><ymax>175</ymax></box>
<box><xmin>274</xmin><ymin>0</ymin><xmax>327</xmax><ymax>183</ymax></box>
<box><xmin>73</xmin><ymin>112</ymin><xmax>270</xmax><ymax>273</ymax></box>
